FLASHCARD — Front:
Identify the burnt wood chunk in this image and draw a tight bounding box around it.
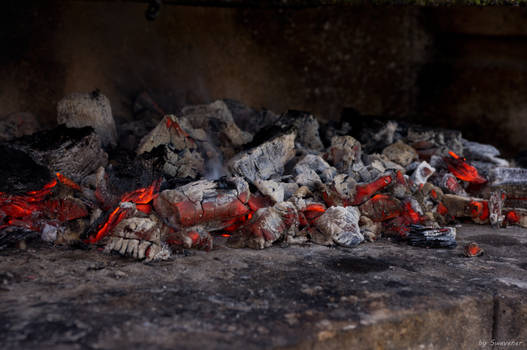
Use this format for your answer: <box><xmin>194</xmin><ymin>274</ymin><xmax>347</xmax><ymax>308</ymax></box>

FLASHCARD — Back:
<box><xmin>229</xmin><ymin>130</ymin><xmax>296</xmax><ymax>183</ymax></box>
<box><xmin>57</xmin><ymin>91</ymin><xmax>118</xmax><ymax>147</ymax></box>
<box><xmin>310</xmin><ymin>206</ymin><xmax>363</xmax><ymax>247</ymax></box>
<box><xmin>324</xmin><ymin>135</ymin><xmax>361</xmax><ymax>175</ymax></box>
<box><xmin>10</xmin><ymin>125</ymin><xmax>108</xmax><ymax>183</ymax></box>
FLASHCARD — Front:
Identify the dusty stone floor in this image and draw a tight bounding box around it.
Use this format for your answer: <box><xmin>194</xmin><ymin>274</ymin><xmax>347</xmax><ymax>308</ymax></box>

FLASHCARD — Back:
<box><xmin>1</xmin><ymin>224</ymin><xmax>527</xmax><ymax>350</ymax></box>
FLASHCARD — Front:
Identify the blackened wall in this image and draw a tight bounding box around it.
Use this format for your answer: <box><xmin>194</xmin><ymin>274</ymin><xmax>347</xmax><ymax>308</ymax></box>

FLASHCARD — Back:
<box><xmin>1</xmin><ymin>2</ymin><xmax>527</xmax><ymax>154</ymax></box>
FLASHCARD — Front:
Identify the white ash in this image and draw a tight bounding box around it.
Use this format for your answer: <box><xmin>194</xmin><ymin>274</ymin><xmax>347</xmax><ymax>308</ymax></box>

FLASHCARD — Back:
<box><xmin>439</xmin><ymin>173</ymin><xmax>467</xmax><ymax>196</ymax></box>
<box><xmin>161</xmin><ymin>146</ymin><xmax>204</xmax><ymax>179</ymax></box>
<box><xmin>41</xmin><ymin>224</ymin><xmax>59</xmax><ymax>242</ymax></box>
<box><xmin>324</xmin><ymin>135</ymin><xmax>362</xmax><ymax>175</ymax></box>
<box><xmin>105</xmin><ymin>215</ymin><xmax>171</xmax><ymax>262</ymax></box>
<box><xmin>294</xmin><ymin>154</ymin><xmax>336</xmax><ymax>189</ymax></box>
<box><xmin>57</xmin><ymin>91</ymin><xmax>117</xmax><ymax>147</ymax></box>
<box><xmin>382</xmin><ymin>140</ymin><xmax>418</xmax><ymax>167</ymax></box>
<box><xmin>253</xmin><ymin>179</ymin><xmax>284</xmax><ymax>203</ymax></box>
<box><xmin>462</xmin><ymin>139</ymin><xmax>509</xmax><ymax>167</ymax></box>
<box><xmin>180</xmin><ymin>100</ymin><xmax>253</xmax><ymax>147</ymax></box>
<box><xmin>489</xmin><ymin>190</ymin><xmax>505</xmax><ymax>227</ymax></box>
<box><xmin>230</xmin><ymin>202</ymin><xmax>299</xmax><ymax>249</ymax></box>
<box><xmin>311</xmin><ymin>206</ymin><xmax>363</xmax><ymax>247</ymax></box>
<box><xmin>373</xmin><ymin>121</ymin><xmax>398</xmax><ymax>145</ymax></box>
<box><xmin>281</xmin><ymin>111</ymin><xmax>324</xmax><ymax>151</ymax></box>
<box><xmin>411</xmin><ymin>161</ymin><xmax>435</xmax><ymax>186</ymax></box>
<box><xmin>490</xmin><ymin>167</ymin><xmax>527</xmax><ymax>186</ymax></box>
<box><xmin>137</xmin><ymin>115</ymin><xmax>195</xmax><ymax>155</ymax></box>
<box><xmin>229</xmin><ymin>130</ymin><xmax>296</xmax><ymax>183</ymax></box>
<box><xmin>359</xmin><ymin>216</ymin><xmax>382</xmax><ymax>242</ymax></box>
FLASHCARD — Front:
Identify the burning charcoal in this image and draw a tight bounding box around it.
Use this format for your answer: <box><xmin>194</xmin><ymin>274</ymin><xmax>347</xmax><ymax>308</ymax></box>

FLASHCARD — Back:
<box><xmin>253</xmin><ymin>179</ymin><xmax>284</xmax><ymax>203</ymax></box>
<box><xmin>85</xmin><ymin>180</ymin><xmax>161</xmax><ymax>244</ymax></box>
<box><xmin>503</xmin><ymin>208</ymin><xmax>527</xmax><ymax>228</ymax></box>
<box><xmin>137</xmin><ymin>115</ymin><xmax>196</xmax><ymax>155</ymax></box>
<box><xmin>322</xmin><ymin>172</ymin><xmax>395</xmax><ymax>207</ymax></box>
<box><xmin>407</xmin><ymin>225</ymin><xmax>457</xmax><ymax>249</ymax></box>
<box><xmin>359</xmin><ymin>194</ymin><xmax>402</xmax><ymax>222</ymax></box>
<box><xmin>0</xmin><ymin>173</ymin><xmax>89</xmax><ymax>244</ymax></box>
<box><xmin>382</xmin><ymin>200</ymin><xmax>425</xmax><ymax>237</ymax></box>
<box><xmin>228</xmin><ymin>202</ymin><xmax>299</xmax><ymax>249</ymax></box>
<box><xmin>382</xmin><ymin>140</ymin><xmax>418</xmax><ymax>167</ymax></box>
<box><xmin>0</xmin><ymin>112</ymin><xmax>40</xmax><ymax>141</ymax></box>
<box><xmin>439</xmin><ymin>173</ymin><xmax>467</xmax><ymax>196</ymax></box>
<box><xmin>179</xmin><ymin>100</ymin><xmax>253</xmax><ymax>149</ymax></box>
<box><xmin>294</xmin><ymin>154</ymin><xmax>336</xmax><ymax>190</ymax></box>
<box><xmin>464</xmin><ymin>242</ymin><xmax>483</xmax><ymax>257</ymax></box>
<box><xmin>153</xmin><ymin>178</ymin><xmax>252</xmax><ymax>232</ymax></box>
<box><xmin>105</xmin><ymin>215</ymin><xmax>172</xmax><ymax>262</ymax></box>
<box><xmin>136</xmin><ymin>115</ymin><xmax>205</xmax><ymax>178</ymax></box>
<box><xmin>10</xmin><ymin>125</ymin><xmax>108</xmax><ymax>183</ymax></box>
<box><xmin>359</xmin><ymin>216</ymin><xmax>382</xmax><ymax>242</ymax></box>
<box><xmin>410</xmin><ymin>161</ymin><xmax>435</xmax><ymax>186</ymax></box>
<box><xmin>310</xmin><ymin>206</ymin><xmax>363</xmax><ymax>247</ymax></box>
<box><xmin>462</xmin><ymin>139</ymin><xmax>509</xmax><ymax>167</ymax></box>
<box><xmin>324</xmin><ymin>135</ymin><xmax>361</xmax><ymax>174</ymax></box>
<box><xmin>57</xmin><ymin>91</ymin><xmax>118</xmax><ymax>147</ymax></box>
<box><xmin>413</xmin><ymin>183</ymin><xmax>444</xmax><ymax>214</ymax></box>
<box><xmin>440</xmin><ymin>194</ymin><xmax>489</xmax><ymax>224</ymax></box>
<box><xmin>229</xmin><ymin>130</ymin><xmax>296</xmax><ymax>183</ymax></box>
<box><xmin>443</xmin><ymin>151</ymin><xmax>486</xmax><ymax>184</ymax></box>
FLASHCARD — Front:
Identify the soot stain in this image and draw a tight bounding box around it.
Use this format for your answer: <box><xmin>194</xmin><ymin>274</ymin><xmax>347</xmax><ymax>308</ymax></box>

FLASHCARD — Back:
<box><xmin>328</xmin><ymin>257</ymin><xmax>390</xmax><ymax>274</ymax></box>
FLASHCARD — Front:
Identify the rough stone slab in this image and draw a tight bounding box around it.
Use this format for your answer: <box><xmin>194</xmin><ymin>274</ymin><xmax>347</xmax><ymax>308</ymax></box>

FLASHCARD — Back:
<box><xmin>1</xmin><ymin>224</ymin><xmax>526</xmax><ymax>349</ymax></box>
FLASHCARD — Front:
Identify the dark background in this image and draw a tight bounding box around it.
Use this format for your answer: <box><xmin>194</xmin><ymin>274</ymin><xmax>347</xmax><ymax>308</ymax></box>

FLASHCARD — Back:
<box><xmin>2</xmin><ymin>1</ymin><xmax>527</xmax><ymax>155</ymax></box>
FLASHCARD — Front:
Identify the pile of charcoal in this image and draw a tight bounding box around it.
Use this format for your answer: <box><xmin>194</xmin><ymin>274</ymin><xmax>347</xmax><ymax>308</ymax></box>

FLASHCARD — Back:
<box><xmin>0</xmin><ymin>91</ymin><xmax>524</xmax><ymax>261</ymax></box>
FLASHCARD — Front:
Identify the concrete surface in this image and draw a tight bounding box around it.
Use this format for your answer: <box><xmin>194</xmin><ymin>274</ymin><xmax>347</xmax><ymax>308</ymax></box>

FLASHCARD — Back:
<box><xmin>1</xmin><ymin>224</ymin><xmax>526</xmax><ymax>349</ymax></box>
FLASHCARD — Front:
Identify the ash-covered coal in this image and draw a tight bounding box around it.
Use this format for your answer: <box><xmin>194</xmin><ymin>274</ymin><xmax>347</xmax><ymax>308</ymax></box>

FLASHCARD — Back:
<box><xmin>2</xmin><ymin>93</ymin><xmax>527</xmax><ymax>262</ymax></box>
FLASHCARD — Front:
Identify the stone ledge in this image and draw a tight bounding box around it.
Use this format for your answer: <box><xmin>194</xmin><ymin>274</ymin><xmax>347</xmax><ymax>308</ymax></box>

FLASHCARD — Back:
<box><xmin>0</xmin><ymin>224</ymin><xmax>526</xmax><ymax>349</ymax></box>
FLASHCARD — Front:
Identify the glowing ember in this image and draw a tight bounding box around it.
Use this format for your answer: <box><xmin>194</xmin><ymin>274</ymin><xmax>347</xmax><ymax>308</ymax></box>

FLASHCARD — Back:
<box><xmin>464</xmin><ymin>242</ymin><xmax>483</xmax><ymax>257</ymax></box>
<box><xmin>0</xmin><ymin>173</ymin><xmax>87</xmax><ymax>233</ymax></box>
<box><xmin>444</xmin><ymin>151</ymin><xmax>486</xmax><ymax>184</ymax></box>
<box><xmin>86</xmin><ymin>179</ymin><xmax>161</xmax><ymax>244</ymax></box>
<box><xmin>469</xmin><ymin>200</ymin><xmax>489</xmax><ymax>222</ymax></box>
<box><xmin>351</xmin><ymin>174</ymin><xmax>393</xmax><ymax>205</ymax></box>
<box><xmin>505</xmin><ymin>210</ymin><xmax>520</xmax><ymax>224</ymax></box>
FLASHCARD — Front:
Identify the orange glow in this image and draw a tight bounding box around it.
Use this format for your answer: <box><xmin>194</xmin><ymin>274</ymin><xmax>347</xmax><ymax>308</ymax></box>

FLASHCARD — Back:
<box><xmin>0</xmin><ymin>174</ymin><xmax>89</xmax><ymax>232</ymax></box>
<box><xmin>470</xmin><ymin>200</ymin><xmax>489</xmax><ymax>221</ymax></box>
<box><xmin>437</xmin><ymin>202</ymin><xmax>448</xmax><ymax>215</ymax></box>
<box><xmin>351</xmin><ymin>174</ymin><xmax>393</xmax><ymax>205</ymax></box>
<box><xmin>56</xmin><ymin>173</ymin><xmax>81</xmax><ymax>191</ymax></box>
<box><xmin>86</xmin><ymin>179</ymin><xmax>161</xmax><ymax>244</ymax></box>
<box><xmin>444</xmin><ymin>151</ymin><xmax>486</xmax><ymax>184</ymax></box>
<box><xmin>506</xmin><ymin>210</ymin><xmax>520</xmax><ymax>224</ymax></box>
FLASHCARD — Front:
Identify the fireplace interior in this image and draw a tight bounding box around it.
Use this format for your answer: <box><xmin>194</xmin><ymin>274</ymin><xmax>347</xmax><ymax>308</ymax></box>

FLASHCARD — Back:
<box><xmin>1</xmin><ymin>1</ymin><xmax>527</xmax><ymax>350</ymax></box>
